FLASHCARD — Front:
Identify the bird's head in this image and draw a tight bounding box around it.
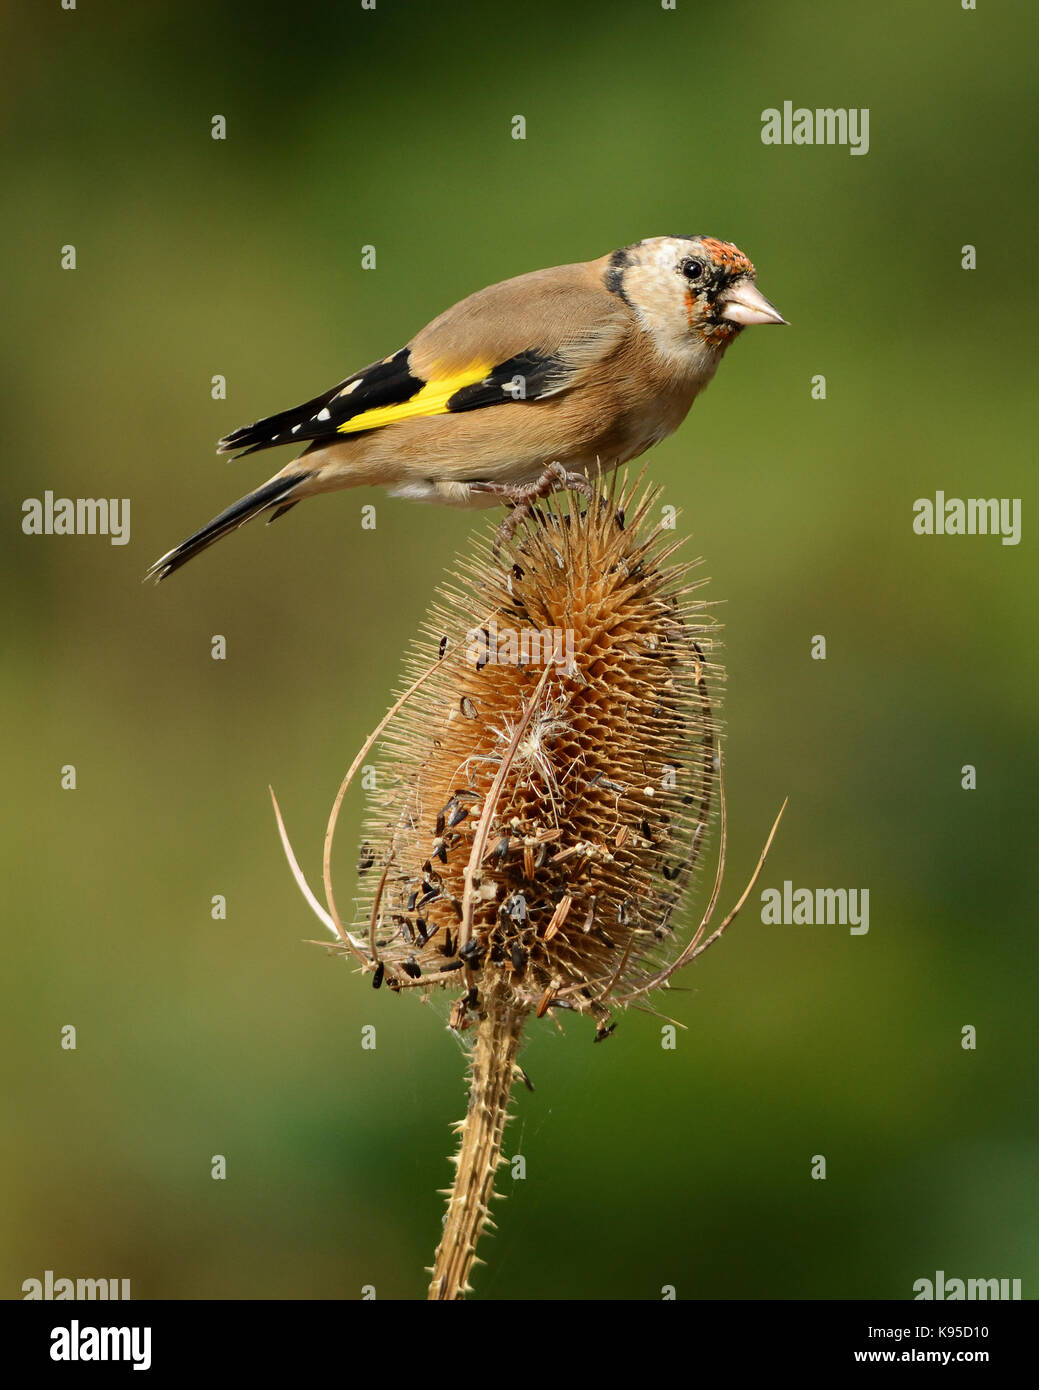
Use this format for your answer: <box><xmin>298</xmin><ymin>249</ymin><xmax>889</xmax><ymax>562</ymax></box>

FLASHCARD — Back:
<box><xmin>606</xmin><ymin>234</ymin><xmax>786</xmax><ymax>365</ymax></box>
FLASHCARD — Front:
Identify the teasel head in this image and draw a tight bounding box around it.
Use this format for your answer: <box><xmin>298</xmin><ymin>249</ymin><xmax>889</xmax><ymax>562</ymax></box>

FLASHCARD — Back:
<box><xmin>272</xmin><ymin>474</ymin><xmax>784</xmax><ymax>1299</ymax></box>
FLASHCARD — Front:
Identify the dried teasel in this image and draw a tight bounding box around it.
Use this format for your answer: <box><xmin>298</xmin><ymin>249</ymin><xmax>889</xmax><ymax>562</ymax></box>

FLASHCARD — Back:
<box><xmin>271</xmin><ymin>474</ymin><xmax>784</xmax><ymax>1300</ymax></box>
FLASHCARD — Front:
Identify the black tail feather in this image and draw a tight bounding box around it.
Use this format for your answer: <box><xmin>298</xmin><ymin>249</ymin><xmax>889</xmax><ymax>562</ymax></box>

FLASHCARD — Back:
<box><xmin>145</xmin><ymin>474</ymin><xmax>305</xmax><ymax>583</ymax></box>
<box><xmin>217</xmin><ymin>380</ymin><xmax>347</xmax><ymax>457</ymax></box>
<box><xmin>266</xmin><ymin>499</ymin><xmax>300</xmax><ymax>525</ymax></box>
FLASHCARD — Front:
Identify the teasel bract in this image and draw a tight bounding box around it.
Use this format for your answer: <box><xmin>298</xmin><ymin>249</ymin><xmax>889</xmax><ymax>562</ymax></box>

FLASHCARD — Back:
<box><xmin>273</xmin><ymin>475</ymin><xmax>783</xmax><ymax>1300</ymax></box>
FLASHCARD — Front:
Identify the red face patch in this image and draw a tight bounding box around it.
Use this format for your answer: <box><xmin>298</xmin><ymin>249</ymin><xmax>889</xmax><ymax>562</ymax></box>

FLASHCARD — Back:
<box><xmin>698</xmin><ymin>237</ymin><xmax>755</xmax><ymax>278</ymax></box>
<box><xmin>685</xmin><ymin>287</ymin><xmax>738</xmax><ymax>346</ymax></box>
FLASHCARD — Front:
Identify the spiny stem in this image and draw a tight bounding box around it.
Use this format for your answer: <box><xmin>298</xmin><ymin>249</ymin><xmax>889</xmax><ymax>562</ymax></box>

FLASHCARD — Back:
<box><xmin>428</xmin><ymin>985</ymin><xmax>529</xmax><ymax>1300</ymax></box>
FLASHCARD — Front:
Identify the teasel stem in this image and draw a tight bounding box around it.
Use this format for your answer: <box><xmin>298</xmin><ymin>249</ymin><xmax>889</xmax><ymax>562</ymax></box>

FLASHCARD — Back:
<box><xmin>428</xmin><ymin>984</ymin><xmax>529</xmax><ymax>1301</ymax></box>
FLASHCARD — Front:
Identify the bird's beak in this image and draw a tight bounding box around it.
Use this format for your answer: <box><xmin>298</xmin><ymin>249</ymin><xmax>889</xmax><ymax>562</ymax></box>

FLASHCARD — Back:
<box><xmin>719</xmin><ymin>281</ymin><xmax>788</xmax><ymax>326</ymax></box>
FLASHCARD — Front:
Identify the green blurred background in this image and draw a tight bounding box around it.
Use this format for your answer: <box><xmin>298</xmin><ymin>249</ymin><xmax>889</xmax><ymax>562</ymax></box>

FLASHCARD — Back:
<box><xmin>3</xmin><ymin>0</ymin><xmax>1036</xmax><ymax>1300</ymax></box>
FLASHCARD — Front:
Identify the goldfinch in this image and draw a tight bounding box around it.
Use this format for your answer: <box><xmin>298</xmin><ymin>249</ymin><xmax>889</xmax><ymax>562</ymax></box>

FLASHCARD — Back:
<box><xmin>146</xmin><ymin>235</ymin><xmax>785</xmax><ymax>581</ymax></box>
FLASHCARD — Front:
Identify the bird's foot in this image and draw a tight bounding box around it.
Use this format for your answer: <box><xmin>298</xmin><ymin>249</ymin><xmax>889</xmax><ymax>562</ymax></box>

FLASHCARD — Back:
<box><xmin>470</xmin><ymin>464</ymin><xmax>595</xmax><ymax>559</ymax></box>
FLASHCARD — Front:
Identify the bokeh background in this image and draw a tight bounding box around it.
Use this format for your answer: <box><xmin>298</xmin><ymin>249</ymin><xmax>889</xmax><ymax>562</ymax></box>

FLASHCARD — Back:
<box><xmin>3</xmin><ymin>0</ymin><xmax>1036</xmax><ymax>1300</ymax></box>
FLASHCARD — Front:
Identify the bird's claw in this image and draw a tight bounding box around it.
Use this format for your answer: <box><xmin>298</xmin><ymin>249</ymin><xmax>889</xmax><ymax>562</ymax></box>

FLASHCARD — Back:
<box><xmin>469</xmin><ymin>464</ymin><xmax>595</xmax><ymax>560</ymax></box>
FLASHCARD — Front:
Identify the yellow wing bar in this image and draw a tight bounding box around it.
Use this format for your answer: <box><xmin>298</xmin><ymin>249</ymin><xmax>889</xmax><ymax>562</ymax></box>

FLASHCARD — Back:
<box><xmin>336</xmin><ymin>361</ymin><xmax>494</xmax><ymax>436</ymax></box>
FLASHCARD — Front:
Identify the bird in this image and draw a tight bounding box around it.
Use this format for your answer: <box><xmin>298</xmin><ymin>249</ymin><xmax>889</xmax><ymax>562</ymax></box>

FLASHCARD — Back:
<box><xmin>146</xmin><ymin>235</ymin><xmax>785</xmax><ymax>581</ymax></box>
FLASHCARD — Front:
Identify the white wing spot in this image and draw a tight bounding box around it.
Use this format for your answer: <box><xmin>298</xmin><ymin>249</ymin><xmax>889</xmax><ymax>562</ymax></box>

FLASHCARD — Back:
<box><xmin>291</xmin><ymin>424</ymin><xmax>302</xmax><ymax>433</ymax></box>
<box><xmin>340</xmin><ymin>380</ymin><xmax>362</xmax><ymax>396</ymax></box>
<box><xmin>315</xmin><ymin>407</ymin><xmax>332</xmax><ymax>421</ymax></box>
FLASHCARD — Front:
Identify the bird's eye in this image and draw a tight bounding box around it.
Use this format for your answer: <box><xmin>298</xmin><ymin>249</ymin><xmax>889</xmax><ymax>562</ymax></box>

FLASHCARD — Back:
<box><xmin>680</xmin><ymin>257</ymin><xmax>705</xmax><ymax>282</ymax></box>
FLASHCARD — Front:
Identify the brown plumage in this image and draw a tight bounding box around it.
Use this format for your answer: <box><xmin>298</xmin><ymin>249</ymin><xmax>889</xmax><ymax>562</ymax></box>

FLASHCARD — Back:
<box><xmin>146</xmin><ymin>235</ymin><xmax>785</xmax><ymax>581</ymax></box>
